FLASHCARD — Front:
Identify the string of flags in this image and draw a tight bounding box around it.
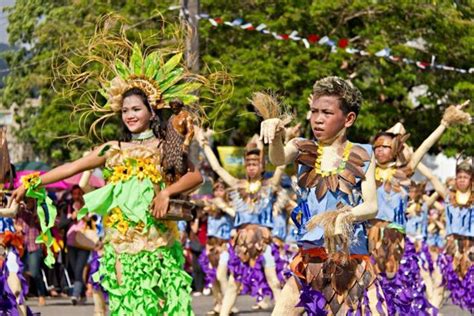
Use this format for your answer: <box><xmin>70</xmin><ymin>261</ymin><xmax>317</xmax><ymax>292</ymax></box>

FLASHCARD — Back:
<box><xmin>169</xmin><ymin>5</ymin><xmax>473</xmax><ymax>75</ymax></box>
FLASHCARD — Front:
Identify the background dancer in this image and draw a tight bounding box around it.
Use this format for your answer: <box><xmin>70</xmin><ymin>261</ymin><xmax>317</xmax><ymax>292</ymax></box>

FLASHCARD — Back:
<box><xmin>198</xmin><ymin>179</ymin><xmax>235</xmax><ymax>315</ymax></box>
<box><xmin>197</xmin><ymin>130</ymin><xmax>285</xmax><ymax>315</ymax></box>
<box><xmin>368</xmin><ymin>105</ymin><xmax>470</xmax><ymax>314</ymax></box>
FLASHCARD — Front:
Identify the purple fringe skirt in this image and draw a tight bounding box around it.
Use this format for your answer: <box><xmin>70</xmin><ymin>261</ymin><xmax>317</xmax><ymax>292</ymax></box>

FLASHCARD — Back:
<box><xmin>438</xmin><ymin>252</ymin><xmax>474</xmax><ymax>313</ymax></box>
<box><xmin>228</xmin><ymin>243</ymin><xmax>285</xmax><ymax>301</ymax></box>
<box><xmin>88</xmin><ymin>251</ymin><xmax>108</xmax><ymax>300</ymax></box>
<box><xmin>378</xmin><ymin>239</ymin><xmax>437</xmax><ymax>315</ymax></box>
<box><xmin>198</xmin><ymin>250</ymin><xmax>218</xmax><ymax>287</ymax></box>
<box><xmin>0</xmin><ymin>247</ymin><xmax>32</xmax><ymax>316</ymax></box>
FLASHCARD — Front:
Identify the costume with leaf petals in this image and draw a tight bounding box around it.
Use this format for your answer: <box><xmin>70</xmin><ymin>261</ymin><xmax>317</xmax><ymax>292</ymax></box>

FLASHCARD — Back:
<box><xmin>439</xmin><ymin>160</ymin><xmax>474</xmax><ymax>313</ymax></box>
<box><xmin>24</xmin><ymin>43</ymin><xmax>202</xmax><ymax>315</ymax></box>
<box><xmin>289</xmin><ymin>138</ymin><xmax>387</xmax><ymax>315</ymax></box>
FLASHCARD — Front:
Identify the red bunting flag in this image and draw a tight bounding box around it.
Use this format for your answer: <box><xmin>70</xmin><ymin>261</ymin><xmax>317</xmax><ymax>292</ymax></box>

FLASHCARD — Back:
<box><xmin>338</xmin><ymin>38</ymin><xmax>349</xmax><ymax>48</ymax></box>
<box><xmin>214</xmin><ymin>17</ymin><xmax>223</xmax><ymax>24</ymax></box>
<box><xmin>281</xmin><ymin>34</ymin><xmax>290</xmax><ymax>40</ymax></box>
<box><xmin>308</xmin><ymin>34</ymin><xmax>320</xmax><ymax>43</ymax></box>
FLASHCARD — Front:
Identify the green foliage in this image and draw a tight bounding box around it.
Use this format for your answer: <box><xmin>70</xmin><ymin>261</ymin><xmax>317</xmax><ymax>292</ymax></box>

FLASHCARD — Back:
<box><xmin>1</xmin><ymin>0</ymin><xmax>178</xmax><ymax>163</ymax></box>
<box><xmin>199</xmin><ymin>0</ymin><xmax>474</xmax><ymax>155</ymax></box>
<box><xmin>1</xmin><ymin>0</ymin><xmax>473</xmax><ymax>165</ymax></box>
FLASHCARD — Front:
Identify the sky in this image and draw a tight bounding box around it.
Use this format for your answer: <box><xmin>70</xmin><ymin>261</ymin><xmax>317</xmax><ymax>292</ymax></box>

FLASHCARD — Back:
<box><xmin>0</xmin><ymin>0</ymin><xmax>14</xmax><ymax>44</ymax></box>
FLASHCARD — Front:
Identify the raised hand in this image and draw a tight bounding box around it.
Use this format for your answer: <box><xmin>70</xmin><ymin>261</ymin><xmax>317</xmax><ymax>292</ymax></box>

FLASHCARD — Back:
<box><xmin>441</xmin><ymin>100</ymin><xmax>471</xmax><ymax>126</ymax></box>
<box><xmin>260</xmin><ymin>118</ymin><xmax>285</xmax><ymax>144</ymax></box>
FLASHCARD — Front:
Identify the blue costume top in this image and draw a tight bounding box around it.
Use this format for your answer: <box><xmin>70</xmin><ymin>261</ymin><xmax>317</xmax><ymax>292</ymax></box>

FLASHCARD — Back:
<box><xmin>445</xmin><ymin>194</ymin><xmax>474</xmax><ymax>237</ymax></box>
<box><xmin>207</xmin><ymin>213</ymin><xmax>233</xmax><ymax>240</ymax></box>
<box><xmin>376</xmin><ymin>186</ymin><xmax>408</xmax><ymax>227</ymax></box>
<box><xmin>291</xmin><ymin>140</ymin><xmax>373</xmax><ymax>255</ymax></box>
<box><xmin>272</xmin><ymin>210</ymin><xmax>287</xmax><ymax>241</ymax></box>
<box><xmin>230</xmin><ymin>184</ymin><xmax>275</xmax><ymax>229</ymax></box>
<box><xmin>405</xmin><ymin>202</ymin><xmax>428</xmax><ymax>240</ymax></box>
<box><xmin>0</xmin><ymin>217</ymin><xmax>14</xmax><ymax>233</ymax></box>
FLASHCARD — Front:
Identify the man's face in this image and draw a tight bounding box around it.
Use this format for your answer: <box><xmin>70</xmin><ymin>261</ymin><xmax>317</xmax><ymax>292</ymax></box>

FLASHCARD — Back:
<box><xmin>309</xmin><ymin>95</ymin><xmax>354</xmax><ymax>143</ymax></box>
<box><xmin>455</xmin><ymin>170</ymin><xmax>472</xmax><ymax>192</ymax></box>
<box><xmin>245</xmin><ymin>157</ymin><xmax>262</xmax><ymax>180</ymax></box>
<box><xmin>374</xmin><ymin>135</ymin><xmax>395</xmax><ymax>164</ymax></box>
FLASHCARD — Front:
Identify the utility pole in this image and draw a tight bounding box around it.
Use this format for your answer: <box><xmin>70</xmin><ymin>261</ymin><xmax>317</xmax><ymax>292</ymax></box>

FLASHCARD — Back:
<box><xmin>180</xmin><ymin>0</ymin><xmax>200</xmax><ymax>74</ymax></box>
<box><xmin>180</xmin><ymin>0</ymin><xmax>201</xmax><ymax>166</ymax></box>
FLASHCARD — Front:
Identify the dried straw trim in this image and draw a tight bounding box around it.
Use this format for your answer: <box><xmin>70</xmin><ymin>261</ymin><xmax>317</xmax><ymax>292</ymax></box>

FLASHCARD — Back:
<box><xmin>442</xmin><ymin>101</ymin><xmax>471</xmax><ymax>126</ymax></box>
<box><xmin>305</xmin><ymin>205</ymin><xmax>355</xmax><ymax>254</ymax></box>
<box><xmin>250</xmin><ymin>92</ymin><xmax>292</xmax><ymax>126</ymax></box>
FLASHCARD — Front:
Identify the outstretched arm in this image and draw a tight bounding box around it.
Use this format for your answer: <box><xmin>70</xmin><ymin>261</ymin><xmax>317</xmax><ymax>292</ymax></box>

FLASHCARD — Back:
<box><xmin>195</xmin><ymin>127</ymin><xmax>238</xmax><ymax>187</ymax></box>
<box><xmin>11</xmin><ymin>142</ymin><xmax>112</xmax><ymax>203</ymax></box>
<box><xmin>417</xmin><ymin>162</ymin><xmax>447</xmax><ymax>200</ymax></box>
<box><xmin>213</xmin><ymin>198</ymin><xmax>235</xmax><ymax>217</ymax></box>
<box><xmin>269</xmin><ymin>165</ymin><xmax>286</xmax><ymax>188</ymax></box>
<box><xmin>260</xmin><ymin>118</ymin><xmax>299</xmax><ymax>166</ymax></box>
<box><xmin>409</xmin><ymin>101</ymin><xmax>470</xmax><ymax>170</ymax></box>
<box><xmin>409</xmin><ymin>125</ymin><xmax>447</xmax><ymax>171</ymax></box>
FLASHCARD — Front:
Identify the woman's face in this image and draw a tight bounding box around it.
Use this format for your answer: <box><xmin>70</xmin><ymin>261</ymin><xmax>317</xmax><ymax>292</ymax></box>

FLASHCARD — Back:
<box><xmin>213</xmin><ymin>184</ymin><xmax>226</xmax><ymax>198</ymax></box>
<box><xmin>455</xmin><ymin>170</ymin><xmax>472</xmax><ymax>192</ymax></box>
<box><xmin>409</xmin><ymin>187</ymin><xmax>418</xmax><ymax>201</ymax></box>
<box><xmin>121</xmin><ymin>95</ymin><xmax>153</xmax><ymax>133</ymax></box>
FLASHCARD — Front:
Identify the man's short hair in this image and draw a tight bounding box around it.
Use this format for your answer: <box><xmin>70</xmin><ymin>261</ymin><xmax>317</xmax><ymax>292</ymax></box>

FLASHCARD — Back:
<box><xmin>312</xmin><ymin>76</ymin><xmax>362</xmax><ymax>116</ymax></box>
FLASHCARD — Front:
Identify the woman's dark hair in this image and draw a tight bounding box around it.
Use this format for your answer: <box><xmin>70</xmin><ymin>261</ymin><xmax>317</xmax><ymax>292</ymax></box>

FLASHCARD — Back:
<box><xmin>120</xmin><ymin>88</ymin><xmax>164</xmax><ymax>141</ymax></box>
<box><xmin>71</xmin><ymin>184</ymin><xmax>84</xmax><ymax>194</ymax></box>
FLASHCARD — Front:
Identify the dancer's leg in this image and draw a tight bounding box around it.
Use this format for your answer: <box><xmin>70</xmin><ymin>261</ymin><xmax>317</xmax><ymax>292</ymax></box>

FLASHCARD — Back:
<box><xmin>92</xmin><ymin>289</ymin><xmax>106</xmax><ymax>316</ymax></box>
<box><xmin>216</xmin><ymin>251</ymin><xmax>229</xmax><ymax>292</ymax></box>
<box><xmin>271</xmin><ymin>276</ymin><xmax>303</xmax><ymax>316</ymax></box>
<box><xmin>219</xmin><ymin>274</ymin><xmax>240</xmax><ymax>316</ymax></box>
<box><xmin>6</xmin><ymin>251</ymin><xmax>26</xmax><ymax>316</ymax></box>
<box><xmin>262</xmin><ymin>245</ymin><xmax>282</xmax><ymax>301</ymax></box>
<box><xmin>429</xmin><ymin>264</ymin><xmax>445</xmax><ymax>309</ymax></box>
<box><xmin>366</xmin><ymin>282</ymin><xmax>387</xmax><ymax>315</ymax></box>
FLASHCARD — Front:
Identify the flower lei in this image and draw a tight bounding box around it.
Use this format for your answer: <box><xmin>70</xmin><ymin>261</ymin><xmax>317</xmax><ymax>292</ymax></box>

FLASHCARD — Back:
<box><xmin>21</xmin><ymin>172</ymin><xmax>42</xmax><ymax>190</ymax></box>
<box><xmin>246</xmin><ymin>180</ymin><xmax>262</xmax><ymax>195</ymax></box>
<box><xmin>104</xmin><ymin>207</ymin><xmax>129</xmax><ymax>235</ymax></box>
<box><xmin>375</xmin><ymin>166</ymin><xmax>397</xmax><ymax>183</ymax></box>
<box><xmin>314</xmin><ymin>142</ymin><xmax>353</xmax><ymax>177</ymax></box>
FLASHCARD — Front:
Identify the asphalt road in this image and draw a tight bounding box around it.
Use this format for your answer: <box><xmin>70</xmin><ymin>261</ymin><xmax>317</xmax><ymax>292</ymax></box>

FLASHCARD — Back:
<box><xmin>27</xmin><ymin>295</ymin><xmax>471</xmax><ymax>315</ymax></box>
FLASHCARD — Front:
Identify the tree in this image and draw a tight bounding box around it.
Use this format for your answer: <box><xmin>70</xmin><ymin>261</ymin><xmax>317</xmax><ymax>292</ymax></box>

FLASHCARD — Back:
<box><xmin>198</xmin><ymin>0</ymin><xmax>473</xmax><ymax>155</ymax></box>
<box><xmin>1</xmin><ymin>1</ymin><xmax>473</xmax><ymax>163</ymax></box>
<box><xmin>1</xmin><ymin>0</ymin><xmax>180</xmax><ymax>163</ymax></box>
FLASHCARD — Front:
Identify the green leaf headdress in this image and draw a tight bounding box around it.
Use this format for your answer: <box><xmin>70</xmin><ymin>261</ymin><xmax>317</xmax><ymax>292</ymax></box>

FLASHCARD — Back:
<box><xmin>104</xmin><ymin>43</ymin><xmax>201</xmax><ymax>112</ymax></box>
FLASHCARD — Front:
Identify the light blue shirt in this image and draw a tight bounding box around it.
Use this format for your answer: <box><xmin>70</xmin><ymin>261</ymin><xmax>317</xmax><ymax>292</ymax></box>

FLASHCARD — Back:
<box><xmin>207</xmin><ymin>214</ymin><xmax>233</xmax><ymax>240</ymax></box>
<box><xmin>446</xmin><ymin>201</ymin><xmax>474</xmax><ymax>237</ymax></box>
<box><xmin>0</xmin><ymin>217</ymin><xmax>14</xmax><ymax>233</ymax></box>
<box><xmin>231</xmin><ymin>186</ymin><xmax>274</xmax><ymax>229</ymax></box>
<box><xmin>272</xmin><ymin>211</ymin><xmax>287</xmax><ymax>241</ymax></box>
<box><xmin>405</xmin><ymin>203</ymin><xmax>428</xmax><ymax>239</ymax></box>
<box><xmin>293</xmin><ymin>142</ymin><xmax>373</xmax><ymax>255</ymax></box>
<box><xmin>376</xmin><ymin>186</ymin><xmax>408</xmax><ymax>227</ymax></box>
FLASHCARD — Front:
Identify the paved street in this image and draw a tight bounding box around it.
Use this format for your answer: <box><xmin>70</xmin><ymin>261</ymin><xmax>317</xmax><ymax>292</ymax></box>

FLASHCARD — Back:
<box><xmin>27</xmin><ymin>295</ymin><xmax>471</xmax><ymax>315</ymax></box>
